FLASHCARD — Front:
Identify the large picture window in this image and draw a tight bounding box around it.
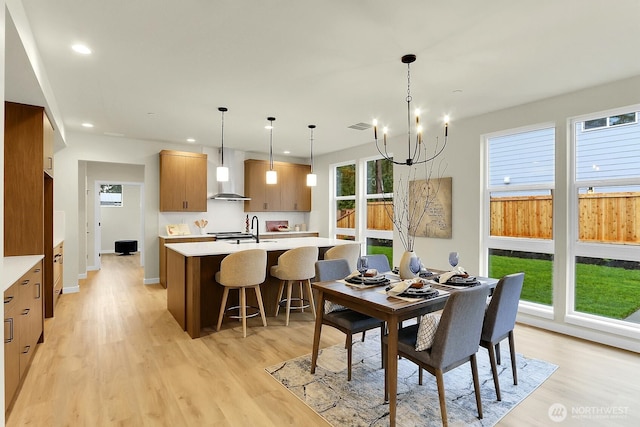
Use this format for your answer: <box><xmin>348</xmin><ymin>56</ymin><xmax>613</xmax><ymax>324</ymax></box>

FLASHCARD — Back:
<box><xmin>484</xmin><ymin>125</ymin><xmax>555</xmax><ymax>309</ymax></box>
<box><xmin>570</xmin><ymin>107</ymin><xmax>640</xmax><ymax>327</ymax></box>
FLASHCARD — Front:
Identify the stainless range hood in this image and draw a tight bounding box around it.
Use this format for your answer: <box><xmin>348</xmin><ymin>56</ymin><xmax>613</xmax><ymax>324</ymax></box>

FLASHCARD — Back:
<box><xmin>209</xmin><ymin>148</ymin><xmax>251</xmax><ymax>201</ymax></box>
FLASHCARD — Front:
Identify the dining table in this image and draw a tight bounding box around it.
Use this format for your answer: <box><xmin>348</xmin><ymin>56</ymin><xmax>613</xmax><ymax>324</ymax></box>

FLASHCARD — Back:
<box><xmin>310</xmin><ymin>272</ymin><xmax>498</xmax><ymax>427</ymax></box>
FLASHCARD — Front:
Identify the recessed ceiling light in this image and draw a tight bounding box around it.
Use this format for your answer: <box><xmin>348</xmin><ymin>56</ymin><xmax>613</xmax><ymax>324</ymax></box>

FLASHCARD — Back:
<box><xmin>186</xmin><ymin>138</ymin><xmax>196</xmax><ymax>143</ymax></box>
<box><xmin>72</xmin><ymin>44</ymin><xmax>92</xmax><ymax>55</ymax></box>
<box><xmin>81</xmin><ymin>122</ymin><xmax>94</xmax><ymax>128</ymax></box>
<box><xmin>283</xmin><ymin>150</ymin><xmax>290</xmax><ymax>154</ymax></box>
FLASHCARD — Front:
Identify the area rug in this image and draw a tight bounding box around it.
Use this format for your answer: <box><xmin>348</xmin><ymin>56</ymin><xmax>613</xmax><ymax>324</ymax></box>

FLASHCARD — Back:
<box><xmin>266</xmin><ymin>332</ymin><xmax>557</xmax><ymax>426</ymax></box>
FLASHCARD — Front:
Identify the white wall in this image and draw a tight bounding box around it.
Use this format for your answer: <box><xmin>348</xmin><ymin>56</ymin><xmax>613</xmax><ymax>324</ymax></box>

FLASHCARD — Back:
<box><xmin>312</xmin><ymin>74</ymin><xmax>640</xmax><ymax>352</ymax></box>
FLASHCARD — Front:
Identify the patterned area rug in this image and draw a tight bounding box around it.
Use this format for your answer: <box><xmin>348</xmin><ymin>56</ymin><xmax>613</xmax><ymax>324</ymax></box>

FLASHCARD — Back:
<box><xmin>266</xmin><ymin>332</ymin><xmax>557</xmax><ymax>426</ymax></box>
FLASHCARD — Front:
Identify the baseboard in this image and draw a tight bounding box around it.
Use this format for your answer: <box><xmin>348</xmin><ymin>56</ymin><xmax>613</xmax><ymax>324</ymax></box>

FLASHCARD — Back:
<box><xmin>100</xmin><ymin>250</ymin><xmax>116</xmax><ymax>254</ymax></box>
<box><xmin>78</xmin><ymin>272</ymin><xmax>87</xmax><ymax>279</ymax></box>
<box><xmin>144</xmin><ymin>277</ymin><xmax>160</xmax><ymax>285</ymax></box>
<box><xmin>86</xmin><ymin>265</ymin><xmax>99</xmax><ymax>272</ymax></box>
<box><xmin>63</xmin><ymin>285</ymin><xmax>80</xmax><ymax>294</ymax></box>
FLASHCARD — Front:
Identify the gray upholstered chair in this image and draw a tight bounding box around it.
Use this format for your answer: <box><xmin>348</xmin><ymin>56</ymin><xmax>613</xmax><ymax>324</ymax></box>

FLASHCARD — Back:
<box><xmin>314</xmin><ymin>259</ymin><xmax>385</xmax><ymax>381</ymax></box>
<box><xmin>270</xmin><ymin>246</ymin><xmax>319</xmax><ymax>326</ymax></box>
<box><xmin>215</xmin><ymin>249</ymin><xmax>268</xmax><ymax>338</ymax></box>
<box><xmin>358</xmin><ymin>254</ymin><xmax>391</xmax><ymax>273</ymax></box>
<box><xmin>324</xmin><ymin>243</ymin><xmax>361</xmax><ymax>272</ymax></box>
<box><xmin>480</xmin><ymin>272</ymin><xmax>525</xmax><ymax>401</ymax></box>
<box><xmin>383</xmin><ymin>285</ymin><xmax>490</xmax><ymax>426</ymax></box>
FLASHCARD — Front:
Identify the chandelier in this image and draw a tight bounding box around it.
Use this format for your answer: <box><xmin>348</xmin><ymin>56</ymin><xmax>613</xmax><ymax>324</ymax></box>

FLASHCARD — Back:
<box><xmin>266</xmin><ymin>116</ymin><xmax>277</xmax><ymax>184</ymax></box>
<box><xmin>306</xmin><ymin>124</ymin><xmax>317</xmax><ymax>187</ymax></box>
<box><xmin>373</xmin><ymin>54</ymin><xmax>449</xmax><ymax>166</ymax></box>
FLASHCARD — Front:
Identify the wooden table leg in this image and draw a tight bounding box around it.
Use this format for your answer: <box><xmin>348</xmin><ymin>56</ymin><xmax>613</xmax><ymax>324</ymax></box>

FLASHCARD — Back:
<box><xmin>387</xmin><ymin>316</ymin><xmax>399</xmax><ymax>427</ymax></box>
<box><xmin>310</xmin><ymin>291</ymin><xmax>325</xmax><ymax>374</ymax></box>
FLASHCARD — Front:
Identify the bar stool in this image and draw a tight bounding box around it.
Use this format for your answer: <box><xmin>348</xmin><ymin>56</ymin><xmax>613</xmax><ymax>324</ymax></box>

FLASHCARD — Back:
<box><xmin>324</xmin><ymin>243</ymin><xmax>361</xmax><ymax>272</ymax></box>
<box><xmin>270</xmin><ymin>246</ymin><xmax>319</xmax><ymax>325</ymax></box>
<box><xmin>215</xmin><ymin>249</ymin><xmax>268</xmax><ymax>338</ymax></box>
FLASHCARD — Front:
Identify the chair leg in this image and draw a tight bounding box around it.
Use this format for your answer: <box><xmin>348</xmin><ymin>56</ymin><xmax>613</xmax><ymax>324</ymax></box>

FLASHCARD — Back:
<box><xmin>305</xmin><ymin>279</ymin><xmax>316</xmax><ymax>318</ymax></box>
<box><xmin>419</xmin><ymin>367</ymin><xmax>423</xmax><ymax>385</ymax></box>
<box><xmin>254</xmin><ymin>285</ymin><xmax>267</xmax><ymax>328</ymax></box>
<box><xmin>285</xmin><ymin>281</ymin><xmax>293</xmax><ymax>326</ymax></box>
<box><xmin>495</xmin><ymin>342</ymin><xmax>501</xmax><ymax>365</ymax></box>
<box><xmin>346</xmin><ymin>332</ymin><xmax>353</xmax><ymax>381</ymax></box>
<box><xmin>240</xmin><ymin>287</ymin><xmax>247</xmax><ymax>338</ymax></box>
<box><xmin>297</xmin><ymin>281</ymin><xmax>304</xmax><ymax>312</ymax></box>
<box><xmin>471</xmin><ymin>354</ymin><xmax>483</xmax><ymax>420</ymax></box>
<box><xmin>361</xmin><ymin>330</ymin><xmax>366</xmax><ymax>342</ymax></box>
<box><xmin>275</xmin><ymin>280</ymin><xmax>285</xmax><ymax>317</ymax></box>
<box><xmin>435</xmin><ymin>369</ymin><xmax>448</xmax><ymax>427</ymax></box>
<box><xmin>487</xmin><ymin>343</ymin><xmax>502</xmax><ymax>401</ymax></box>
<box><xmin>383</xmin><ymin>339</ymin><xmax>389</xmax><ymax>403</ymax></box>
<box><xmin>379</xmin><ymin>325</ymin><xmax>384</xmax><ymax>369</ymax></box>
<box><xmin>508</xmin><ymin>330</ymin><xmax>518</xmax><ymax>385</ymax></box>
<box><xmin>216</xmin><ymin>287</ymin><xmax>230</xmax><ymax>331</ymax></box>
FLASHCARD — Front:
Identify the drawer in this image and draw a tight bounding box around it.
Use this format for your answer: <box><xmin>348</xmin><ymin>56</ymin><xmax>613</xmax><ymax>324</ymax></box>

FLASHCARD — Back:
<box><xmin>4</xmin><ymin>283</ymin><xmax>19</xmax><ymax>313</ymax></box>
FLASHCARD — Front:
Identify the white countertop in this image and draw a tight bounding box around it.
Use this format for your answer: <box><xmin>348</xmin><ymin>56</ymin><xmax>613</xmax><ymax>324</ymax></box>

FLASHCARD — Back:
<box><xmin>165</xmin><ymin>237</ymin><xmax>356</xmax><ymax>257</ymax></box>
<box><xmin>159</xmin><ymin>234</ymin><xmax>216</xmax><ymax>240</ymax></box>
<box><xmin>2</xmin><ymin>255</ymin><xmax>45</xmax><ymax>292</ymax></box>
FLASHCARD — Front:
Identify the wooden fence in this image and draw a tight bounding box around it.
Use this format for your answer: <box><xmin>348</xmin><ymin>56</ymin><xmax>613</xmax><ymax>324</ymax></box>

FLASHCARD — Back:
<box><xmin>336</xmin><ymin>202</ymin><xmax>393</xmax><ymax>230</ymax></box>
<box><xmin>491</xmin><ymin>192</ymin><xmax>639</xmax><ymax>243</ymax></box>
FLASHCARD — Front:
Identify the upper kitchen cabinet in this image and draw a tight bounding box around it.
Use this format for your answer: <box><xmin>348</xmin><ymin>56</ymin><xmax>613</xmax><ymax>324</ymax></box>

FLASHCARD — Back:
<box><xmin>244</xmin><ymin>159</ymin><xmax>311</xmax><ymax>212</ymax></box>
<box><xmin>159</xmin><ymin>150</ymin><xmax>207</xmax><ymax>212</ymax></box>
<box><xmin>43</xmin><ymin>113</ymin><xmax>54</xmax><ymax>177</ymax></box>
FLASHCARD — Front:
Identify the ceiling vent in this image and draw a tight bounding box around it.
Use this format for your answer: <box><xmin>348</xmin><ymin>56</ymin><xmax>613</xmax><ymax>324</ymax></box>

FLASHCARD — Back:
<box><xmin>348</xmin><ymin>122</ymin><xmax>372</xmax><ymax>131</ymax></box>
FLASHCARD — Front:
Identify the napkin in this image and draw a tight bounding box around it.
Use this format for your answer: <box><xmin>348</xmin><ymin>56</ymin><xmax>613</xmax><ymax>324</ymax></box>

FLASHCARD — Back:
<box><xmin>386</xmin><ymin>279</ymin><xmax>424</xmax><ymax>296</ymax></box>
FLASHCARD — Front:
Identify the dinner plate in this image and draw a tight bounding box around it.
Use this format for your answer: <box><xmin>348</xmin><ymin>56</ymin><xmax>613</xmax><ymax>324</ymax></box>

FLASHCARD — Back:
<box><xmin>446</xmin><ymin>276</ymin><xmax>479</xmax><ymax>286</ymax></box>
<box><xmin>345</xmin><ymin>275</ymin><xmax>390</xmax><ymax>286</ymax></box>
<box><xmin>398</xmin><ymin>287</ymin><xmax>440</xmax><ymax>299</ymax></box>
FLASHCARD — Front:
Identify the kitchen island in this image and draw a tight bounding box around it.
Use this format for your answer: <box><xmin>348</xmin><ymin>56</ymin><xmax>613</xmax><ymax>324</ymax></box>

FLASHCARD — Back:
<box><xmin>165</xmin><ymin>237</ymin><xmax>356</xmax><ymax>338</ymax></box>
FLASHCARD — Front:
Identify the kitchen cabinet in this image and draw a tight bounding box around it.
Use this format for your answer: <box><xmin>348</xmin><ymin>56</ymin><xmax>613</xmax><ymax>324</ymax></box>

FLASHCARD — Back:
<box><xmin>4</xmin><ymin>102</ymin><xmax>55</xmax><ymax>318</ymax></box>
<box><xmin>4</xmin><ymin>260</ymin><xmax>44</xmax><ymax>413</ymax></box>
<box><xmin>243</xmin><ymin>160</ymin><xmax>311</xmax><ymax>212</ymax></box>
<box><xmin>158</xmin><ymin>236</ymin><xmax>215</xmax><ymax>288</ymax></box>
<box><xmin>159</xmin><ymin>150</ymin><xmax>207</xmax><ymax>212</ymax></box>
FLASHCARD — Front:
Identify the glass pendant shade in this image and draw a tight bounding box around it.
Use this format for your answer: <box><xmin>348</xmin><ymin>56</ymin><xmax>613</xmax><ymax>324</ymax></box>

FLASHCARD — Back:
<box><xmin>266</xmin><ymin>169</ymin><xmax>278</xmax><ymax>184</ymax></box>
<box><xmin>306</xmin><ymin>173</ymin><xmax>317</xmax><ymax>187</ymax></box>
<box><xmin>216</xmin><ymin>165</ymin><xmax>229</xmax><ymax>182</ymax></box>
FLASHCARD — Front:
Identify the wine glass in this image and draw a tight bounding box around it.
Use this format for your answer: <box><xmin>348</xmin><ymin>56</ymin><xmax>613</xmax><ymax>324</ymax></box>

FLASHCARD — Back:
<box><xmin>358</xmin><ymin>256</ymin><xmax>369</xmax><ymax>278</ymax></box>
<box><xmin>448</xmin><ymin>252</ymin><xmax>459</xmax><ymax>270</ymax></box>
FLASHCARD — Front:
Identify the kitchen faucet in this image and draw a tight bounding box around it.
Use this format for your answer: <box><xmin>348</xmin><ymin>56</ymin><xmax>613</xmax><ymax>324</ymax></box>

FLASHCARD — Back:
<box><xmin>251</xmin><ymin>215</ymin><xmax>260</xmax><ymax>243</ymax></box>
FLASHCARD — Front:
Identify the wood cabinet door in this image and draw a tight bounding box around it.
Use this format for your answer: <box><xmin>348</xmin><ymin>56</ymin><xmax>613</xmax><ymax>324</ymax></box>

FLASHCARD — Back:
<box><xmin>183</xmin><ymin>155</ymin><xmax>207</xmax><ymax>212</ymax></box>
<box><xmin>43</xmin><ymin>113</ymin><xmax>54</xmax><ymax>177</ymax></box>
<box><xmin>4</xmin><ymin>303</ymin><xmax>20</xmax><ymax>411</ymax></box>
<box><xmin>277</xmin><ymin>163</ymin><xmax>311</xmax><ymax>211</ymax></box>
<box><xmin>160</xmin><ymin>153</ymin><xmax>187</xmax><ymax>211</ymax></box>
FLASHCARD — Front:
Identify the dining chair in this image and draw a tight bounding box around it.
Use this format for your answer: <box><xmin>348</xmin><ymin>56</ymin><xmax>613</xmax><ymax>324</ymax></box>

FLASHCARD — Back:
<box><xmin>270</xmin><ymin>246</ymin><xmax>319</xmax><ymax>325</ymax></box>
<box><xmin>314</xmin><ymin>259</ymin><xmax>385</xmax><ymax>381</ymax></box>
<box><xmin>480</xmin><ymin>272</ymin><xmax>525</xmax><ymax>401</ymax></box>
<box><xmin>383</xmin><ymin>284</ymin><xmax>490</xmax><ymax>426</ymax></box>
<box><xmin>323</xmin><ymin>243</ymin><xmax>361</xmax><ymax>272</ymax></box>
<box><xmin>358</xmin><ymin>254</ymin><xmax>391</xmax><ymax>273</ymax></box>
<box><xmin>215</xmin><ymin>249</ymin><xmax>268</xmax><ymax>338</ymax></box>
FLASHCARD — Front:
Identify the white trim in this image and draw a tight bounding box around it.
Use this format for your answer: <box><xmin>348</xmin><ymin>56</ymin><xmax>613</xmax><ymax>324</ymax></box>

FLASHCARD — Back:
<box><xmin>143</xmin><ymin>278</ymin><xmax>160</xmax><ymax>285</ymax></box>
<box><xmin>77</xmin><ymin>273</ymin><xmax>87</xmax><ymax>280</ymax></box>
<box><xmin>63</xmin><ymin>285</ymin><xmax>80</xmax><ymax>294</ymax></box>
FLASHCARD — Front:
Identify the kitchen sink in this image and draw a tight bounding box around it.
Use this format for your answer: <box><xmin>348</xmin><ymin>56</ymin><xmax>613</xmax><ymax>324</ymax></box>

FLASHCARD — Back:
<box><xmin>226</xmin><ymin>239</ymin><xmax>277</xmax><ymax>244</ymax></box>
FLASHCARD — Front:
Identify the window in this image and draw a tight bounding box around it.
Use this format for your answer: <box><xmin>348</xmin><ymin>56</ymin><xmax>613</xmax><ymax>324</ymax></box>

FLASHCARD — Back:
<box><xmin>582</xmin><ymin>112</ymin><xmax>637</xmax><ymax>131</ymax></box>
<box><xmin>484</xmin><ymin>125</ymin><xmax>555</xmax><ymax>309</ymax></box>
<box><xmin>334</xmin><ymin>163</ymin><xmax>356</xmax><ymax>239</ymax></box>
<box><xmin>365</xmin><ymin>158</ymin><xmax>393</xmax><ymax>266</ymax></box>
<box><xmin>570</xmin><ymin>107</ymin><xmax>640</xmax><ymax>327</ymax></box>
<box><xmin>100</xmin><ymin>184</ymin><xmax>123</xmax><ymax>207</ymax></box>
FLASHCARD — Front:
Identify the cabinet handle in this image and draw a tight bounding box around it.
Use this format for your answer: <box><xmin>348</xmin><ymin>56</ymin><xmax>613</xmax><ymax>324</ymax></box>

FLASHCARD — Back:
<box><xmin>34</xmin><ymin>268</ymin><xmax>41</xmax><ymax>273</ymax></box>
<box><xmin>4</xmin><ymin>296</ymin><xmax>13</xmax><ymax>304</ymax></box>
<box><xmin>22</xmin><ymin>308</ymin><xmax>30</xmax><ymax>316</ymax></box>
<box><xmin>263</xmin><ymin>203</ymin><xmax>267</xmax><ymax>210</ymax></box>
<box><xmin>36</xmin><ymin>283</ymin><xmax>42</xmax><ymax>299</ymax></box>
<box><xmin>294</xmin><ymin>203</ymin><xmax>298</xmax><ymax>210</ymax></box>
<box><xmin>21</xmin><ymin>279</ymin><xmax>30</xmax><ymax>286</ymax></box>
<box><xmin>4</xmin><ymin>318</ymin><xmax>13</xmax><ymax>343</ymax></box>
<box><xmin>22</xmin><ymin>345</ymin><xmax>31</xmax><ymax>355</ymax></box>
<box><xmin>48</xmin><ymin>157</ymin><xmax>53</xmax><ymax>170</ymax></box>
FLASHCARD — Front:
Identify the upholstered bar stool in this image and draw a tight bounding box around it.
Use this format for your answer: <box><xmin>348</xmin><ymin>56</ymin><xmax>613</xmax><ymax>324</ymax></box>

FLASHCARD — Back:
<box><xmin>215</xmin><ymin>249</ymin><xmax>268</xmax><ymax>338</ymax></box>
<box><xmin>324</xmin><ymin>243</ymin><xmax>361</xmax><ymax>272</ymax></box>
<box><xmin>270</xmin><ymin>246</ymin><xmax>319</xmax><ymax>326</ymax></box>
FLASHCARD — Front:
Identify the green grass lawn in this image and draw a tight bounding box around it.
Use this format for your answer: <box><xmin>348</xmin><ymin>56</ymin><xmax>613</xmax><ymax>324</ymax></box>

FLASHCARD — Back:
<box><xmin>489</xmin><ymin>255</ymin><xmax>640</xmax><ymax>320</ymax></box>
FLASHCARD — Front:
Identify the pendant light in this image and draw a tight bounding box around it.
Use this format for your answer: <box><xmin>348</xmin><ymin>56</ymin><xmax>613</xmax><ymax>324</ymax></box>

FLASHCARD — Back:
<box><xmin>306</xmin><ymin>124</ymin><xmax>317</xmax><ymax>187</ymax></box>
<box><xmin>266</xmin><ymin>116</ymin><xmax>277</xmax><ymax>184</ymax></box>
<box><xmin>216</xmin><ymin>107</ymin><xmax>229</xmax><ymax>182</ymax></box>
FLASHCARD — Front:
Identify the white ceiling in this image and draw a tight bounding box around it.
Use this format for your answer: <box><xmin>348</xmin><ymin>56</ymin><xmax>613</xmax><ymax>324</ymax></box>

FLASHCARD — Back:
<box><xmin>6</xmin><ymin>0</ymin><xmax>640</xmax><ymax>157</ymax></box>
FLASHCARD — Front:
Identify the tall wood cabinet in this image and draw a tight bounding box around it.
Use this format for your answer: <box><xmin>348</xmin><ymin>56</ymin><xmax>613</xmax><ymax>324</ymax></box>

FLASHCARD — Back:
<box><xmin>4</xmin><ymin>102</ymin><xmax>55</xmax><ymax>318</ymax></box>
<box><xmin>243</xmin><ymin>159</ymin><xmax>311</xmax><ymax>212</ymax></box>
<box><xmin>159</xmin><ymin>150</ymin><xmax>208</xmax><ymax>212</ymax></box>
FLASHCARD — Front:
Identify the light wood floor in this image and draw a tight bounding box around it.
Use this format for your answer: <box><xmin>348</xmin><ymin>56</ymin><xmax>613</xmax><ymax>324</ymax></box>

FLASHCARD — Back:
<box><xmin>6</xmin><ymin>254</ymin><xmax>639</xmax><ymax>426</ymax></box>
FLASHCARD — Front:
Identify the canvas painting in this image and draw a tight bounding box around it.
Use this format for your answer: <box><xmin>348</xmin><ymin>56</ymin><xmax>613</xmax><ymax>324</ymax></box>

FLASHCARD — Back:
<box><xmin>409</xmin><ymin>177</ymin><xmax>452</xmax><ymax>238</ymax></box>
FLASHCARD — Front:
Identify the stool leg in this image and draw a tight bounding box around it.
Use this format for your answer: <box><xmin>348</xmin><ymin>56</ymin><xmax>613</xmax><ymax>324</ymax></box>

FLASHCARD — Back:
<box><xmin>216</xmin><ymin>287</ymin><xmax>230</xmax><ymax>331</ymax></box>
<box><xmin>275</xmin><ymin>280</ymin><xmax>285</xmax><ymax>317</ymax></box>
<box><xmin>240</xmin><ymin>287</ymin><xmax>247</xmax><ymax>338</ymax></box>
<box><xmin>254</xmin><ymin>285</ymin><xmax>267</xmax><ymax>327</ymax></box>
<box><xmin>285</xmin><ymin>280</ymin><xmax>293</xmax><ymax>326</ymax></box>
<box><xmin>298</xmin><ymin>281</ymin><xmax>304</xmax><ymax>312</ymax></box>
<box><xmin>305</xmin><ymin>279</ymin><xmax>316</xmax><ymax>318</ymax></box>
